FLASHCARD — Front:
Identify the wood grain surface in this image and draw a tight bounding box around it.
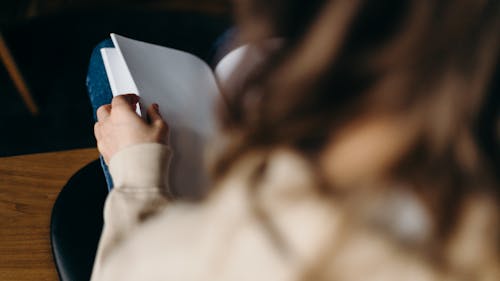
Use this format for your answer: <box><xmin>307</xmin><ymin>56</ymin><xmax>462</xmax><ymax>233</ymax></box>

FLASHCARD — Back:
<box><xmin>0</xmin><ymin>148</ymin><xmax>99</xmax><ymax>281</ymax></box>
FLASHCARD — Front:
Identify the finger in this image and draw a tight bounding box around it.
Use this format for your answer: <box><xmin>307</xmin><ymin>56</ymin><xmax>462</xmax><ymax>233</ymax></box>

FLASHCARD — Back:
<box><xmin>147</xmin><ymin>104</ymin><xmax>170</xmax><ymax>143</ymax></box>
<box><xmin>147</xmin><ymin>103</ymin><xmax>167</xmax><ymax>128</ymax></box>
<box><xmin>96</xmin><ymin>141</ymin><xmax>109</xmax><ymax>165</ymax></box>
<box><xmin>93</xmin><ymin>122</ymin><xmax>101</xmax><ymax>140</ymax></box>
<box><xmin>112</xmin><ymin>94</ymin><xmax>139</xmax><ymax>111</ymax></box>
<box><xmin>96</xmin><ymin>104</ymin><xmax>111</xmax><ymax>121</ymax></box>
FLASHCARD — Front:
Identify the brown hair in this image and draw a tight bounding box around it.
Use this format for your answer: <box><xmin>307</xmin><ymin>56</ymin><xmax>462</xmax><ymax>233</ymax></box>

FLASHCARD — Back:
<box><xmin>215</xmin><ymin>0</ymin><xmax>499</xmax><ymax>277</ymax></box>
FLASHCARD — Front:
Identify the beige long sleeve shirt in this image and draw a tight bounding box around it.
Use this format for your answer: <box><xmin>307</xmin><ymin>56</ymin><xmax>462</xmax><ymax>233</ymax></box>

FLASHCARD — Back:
<box><xmin>90</xmin><ymin>143</ymin><xmax>498</xmax><ymax>281</ymax></box>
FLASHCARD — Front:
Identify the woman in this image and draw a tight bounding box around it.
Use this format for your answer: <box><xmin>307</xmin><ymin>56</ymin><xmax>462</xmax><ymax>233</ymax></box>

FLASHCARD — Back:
<box><xmin>90</xmin><ymin>0</ymin><xmax>499</xmax><ymax>280</ymax></box>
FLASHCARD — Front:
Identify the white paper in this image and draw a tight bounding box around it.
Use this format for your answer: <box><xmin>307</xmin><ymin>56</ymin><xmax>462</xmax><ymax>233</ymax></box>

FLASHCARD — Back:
<box><xmin>100</xmin><ymin>48</ymin><xmax>138</xmax><ymax>96</ymax></box>
<box><xmin>106</xmin><ymin>34</ymin><xmax>221</xmax><ymax>198</ymax></box>
<box><xmin>101</xmin><ymin>48</ymin><xmax>141</xmax><ymax>115</ymax></box>
<box><xmin>111</xmin><ymin>34</ymin><xmax>219</xmax><ymax>137</ymax></box>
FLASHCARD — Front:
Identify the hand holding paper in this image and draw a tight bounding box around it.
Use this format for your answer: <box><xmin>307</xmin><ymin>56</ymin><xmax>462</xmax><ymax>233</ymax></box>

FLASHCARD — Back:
<box><xmin>95</xmin><ymin>94</ymin><xmax>169</xmax><ymax>164</ymax></box>
<box><xmin>100</xmin><ymin>33</ymin><xmax>258</xmax><ymax>198</ymax></box>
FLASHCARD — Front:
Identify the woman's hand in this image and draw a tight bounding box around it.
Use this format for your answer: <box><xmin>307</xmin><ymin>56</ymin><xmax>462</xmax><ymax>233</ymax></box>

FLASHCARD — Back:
<box><xmin>94</xmin><ymin>94</ymin><xmax>169</xmax><ymax>164</ymax></box>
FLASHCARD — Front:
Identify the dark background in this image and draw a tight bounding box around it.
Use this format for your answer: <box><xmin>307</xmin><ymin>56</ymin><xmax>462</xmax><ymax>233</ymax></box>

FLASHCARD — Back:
<box><xmin>0</xmin><ymin>0</ymin><xmax>230</xmax><ymax>157</ymax></box>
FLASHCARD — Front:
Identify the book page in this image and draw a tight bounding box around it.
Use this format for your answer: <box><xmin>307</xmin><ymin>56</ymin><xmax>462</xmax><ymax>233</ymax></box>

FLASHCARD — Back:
<box><xmin>100</xmin><ymin>48</ymin><xmax>141</xmax><ymax>115</ymax></box>
<box><xmin>110</xmin><ymin>34</ymin><xmax>220</xmax><ymax>198</ymax></box>
<box><xmin>214</xmin><ymin>39</ymin><xmax>282</xmax><ymax>95</ymax></box>
<box><xmin>100</xmin><ymin>48</ymin><xmax>138</xmax><ymax>96</ymax></box>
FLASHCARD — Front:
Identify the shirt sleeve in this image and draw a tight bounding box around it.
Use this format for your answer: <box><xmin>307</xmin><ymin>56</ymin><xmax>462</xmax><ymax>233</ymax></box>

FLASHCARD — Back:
<box><xmin>91</xmin><ymin>143</ymin><xmax>172</xmax><ymax>281</ymax></box>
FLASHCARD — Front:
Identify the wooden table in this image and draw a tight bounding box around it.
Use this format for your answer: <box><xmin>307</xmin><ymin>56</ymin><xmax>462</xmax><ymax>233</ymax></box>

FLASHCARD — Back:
<box><xmin>0</xmin><ymin>148</ymin><xmax>99</xmax><ymax>281</ymax></box>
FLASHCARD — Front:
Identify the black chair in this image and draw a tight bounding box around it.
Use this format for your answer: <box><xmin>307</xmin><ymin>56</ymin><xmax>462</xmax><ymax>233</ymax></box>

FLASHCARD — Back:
<box><xmin>50</xmin><ymin>159</ymin><xmax>107</xmax><ymax>281</ymax></box>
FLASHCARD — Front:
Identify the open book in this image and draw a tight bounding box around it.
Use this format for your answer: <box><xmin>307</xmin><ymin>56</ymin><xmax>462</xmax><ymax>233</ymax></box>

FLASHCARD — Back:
<box><xmin>101</xmin><ymin>33</ymin><xmax>256</xmax><ymax>197</ymax></box>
